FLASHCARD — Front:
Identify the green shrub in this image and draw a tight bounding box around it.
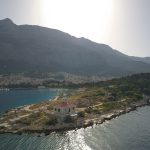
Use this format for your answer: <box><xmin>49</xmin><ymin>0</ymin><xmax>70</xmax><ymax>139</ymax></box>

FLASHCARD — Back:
<box><xmin>46</xmin><ymin>116</ymin><xmax>57</xmax><ymax>125</ymax></box>
<box><xmin>77</xmin><ymin>111</ymin><xmax>85</xmax><ymax>117</ymax></box>
<box><xmin>85</xmin><ymin>107</ymin><xmax>93</xmax><ymax>113</ymax></box>
<box><xmin>17</xmin><ymin>117</ymin><xmax>34</xmax><ymax>125</ymax></box>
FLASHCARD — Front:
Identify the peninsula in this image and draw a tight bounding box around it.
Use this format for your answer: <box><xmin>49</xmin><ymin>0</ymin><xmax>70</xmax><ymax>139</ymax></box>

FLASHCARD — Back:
<box><xmin>0</xmin><ymin>73</ymin><xmax>150</xmax><ymax>135</ymax></box>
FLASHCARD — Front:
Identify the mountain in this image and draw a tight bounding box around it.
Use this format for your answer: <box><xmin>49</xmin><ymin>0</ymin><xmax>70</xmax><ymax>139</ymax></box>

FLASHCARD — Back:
<box><xmin>142</xmin><ymin>57</ymin><xmax>150</xmax><ymax>64</ymax></box>
<box><xmin>0</xmin><ymin>18</ymin><xmax>150</xmax><ymax>77</ymax></box>
<box><xmin>131</xmin><ymin>56</ymin><xmax>150</xmax><ymax>65</ymax></box>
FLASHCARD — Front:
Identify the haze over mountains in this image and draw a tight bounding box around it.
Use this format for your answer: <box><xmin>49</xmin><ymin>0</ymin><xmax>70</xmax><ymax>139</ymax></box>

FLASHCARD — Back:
<box><xmin>0</xmin><ymin>18</ymin><xmax>150</xmax><ymax>77</ymax></box>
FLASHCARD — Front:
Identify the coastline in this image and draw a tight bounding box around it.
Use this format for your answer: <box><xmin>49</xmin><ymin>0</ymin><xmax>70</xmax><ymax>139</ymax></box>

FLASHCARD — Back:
<box><xmin>20</xmin><ymin>103</ymin><xmax>150</xmax><ymax>135</ymax></box>
<box><xmin>0</xmin><ymin>88</ymin><xmax>63</xmax><ymax>115</ymax></box>
<box><xmin>0</xmin><ymin>98</ymin><xmax>149</xmax><ymax>136</ymax></box>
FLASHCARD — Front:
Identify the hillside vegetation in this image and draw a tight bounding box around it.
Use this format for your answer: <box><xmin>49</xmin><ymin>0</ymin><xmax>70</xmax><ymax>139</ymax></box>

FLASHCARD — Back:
<box><xmin>68</xmin><ymin>73</ymin><xmax>150</xmax><ymax>114</ymax></box>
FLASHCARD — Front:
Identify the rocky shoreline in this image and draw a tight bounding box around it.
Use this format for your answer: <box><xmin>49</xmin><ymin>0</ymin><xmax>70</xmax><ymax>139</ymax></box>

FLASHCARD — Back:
<box><xmin>0</xmin><ymin>98</ymin><xmax>149</xmax><ymax>136</ymax></box>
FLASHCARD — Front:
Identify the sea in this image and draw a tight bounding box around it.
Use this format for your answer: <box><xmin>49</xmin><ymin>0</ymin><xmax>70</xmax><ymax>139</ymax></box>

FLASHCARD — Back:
<box><xmin>0</xmin><ymin>88</ymin><xmax>58</xmax><ymax>113</ymax></box>
<box><xmin>0</xmin><ymin>90</ymin><xmax>150</xmax><ymax>150</ymax></box>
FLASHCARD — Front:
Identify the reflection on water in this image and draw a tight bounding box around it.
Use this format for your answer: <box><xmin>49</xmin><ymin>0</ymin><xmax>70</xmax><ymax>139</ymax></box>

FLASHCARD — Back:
<box><xmin>0</xmin><ymin>106</ymin><xmax>150</xmax><ymax>150</ymax></box>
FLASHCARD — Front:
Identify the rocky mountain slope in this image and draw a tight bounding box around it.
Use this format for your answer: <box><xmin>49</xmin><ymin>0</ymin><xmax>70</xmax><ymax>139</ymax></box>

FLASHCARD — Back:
<box><xmin>0</xmin><ymin>18</ymin><xmax>150</xmax><ymax>77</ymax></box>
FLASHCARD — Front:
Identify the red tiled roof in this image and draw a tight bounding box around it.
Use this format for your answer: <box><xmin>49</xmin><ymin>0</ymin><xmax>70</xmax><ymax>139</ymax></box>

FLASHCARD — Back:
<box><xmin>55</xmin><ymin>101</ymin><xmax>75</xmax><ymax>108</ymax></box>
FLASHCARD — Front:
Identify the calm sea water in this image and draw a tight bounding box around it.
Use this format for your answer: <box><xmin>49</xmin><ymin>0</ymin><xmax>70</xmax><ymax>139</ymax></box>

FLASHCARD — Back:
<box><xmin>0</xmin><ymin>89</ymin><xmax>58</xmax><ymax>113</ymax></box>
<box><xmin>0</xmin><ymin>106</ymin><xmax>150</xmax><ymax>150</ymax></box>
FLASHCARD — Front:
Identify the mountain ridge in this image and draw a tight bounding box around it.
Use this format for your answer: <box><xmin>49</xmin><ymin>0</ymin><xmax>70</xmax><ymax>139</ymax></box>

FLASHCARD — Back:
<box><xmin>0</xmin><ymin>18</ymin><xmax>150</xmax><ymax>77</ymax></box>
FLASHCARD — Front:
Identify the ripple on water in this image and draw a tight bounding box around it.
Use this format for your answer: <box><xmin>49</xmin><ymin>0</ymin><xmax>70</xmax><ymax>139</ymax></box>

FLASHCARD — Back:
<box><xmin>0</xmin><ymin>106</ymin><xmax>150</xmax><ymax>150</ymax></box>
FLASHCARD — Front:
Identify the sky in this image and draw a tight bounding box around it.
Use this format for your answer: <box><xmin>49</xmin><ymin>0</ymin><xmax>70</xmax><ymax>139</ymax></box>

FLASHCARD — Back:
<box><xmin>0</xmin><ymin>0</ymin><xmax>150</xmax><ymax>57</ymax></box>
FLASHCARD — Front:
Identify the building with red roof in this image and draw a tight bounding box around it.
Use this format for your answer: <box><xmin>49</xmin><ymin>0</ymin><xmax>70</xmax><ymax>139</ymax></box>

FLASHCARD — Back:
<box><xmin>54</xmin><ymin>101</ymin><xmax>77</xmax><ymax>122</ymax></box>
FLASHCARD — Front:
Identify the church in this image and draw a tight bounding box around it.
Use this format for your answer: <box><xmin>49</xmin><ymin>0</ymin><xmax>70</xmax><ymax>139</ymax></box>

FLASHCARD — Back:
<box><xmin>54</xmin><ymin>101</ymin><xmax>77</xmax><ymax>122</ymax></box>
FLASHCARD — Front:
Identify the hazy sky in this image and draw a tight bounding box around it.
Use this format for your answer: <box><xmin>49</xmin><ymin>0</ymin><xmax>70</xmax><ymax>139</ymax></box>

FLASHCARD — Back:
<box><xmin>0</xmin><ymin>0</ymin><xmax>150</xmax><ymax>57</ymax></box>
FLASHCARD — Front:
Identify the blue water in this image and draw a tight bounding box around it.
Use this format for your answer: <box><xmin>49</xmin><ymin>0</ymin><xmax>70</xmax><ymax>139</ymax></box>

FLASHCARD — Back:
<box><xmin>0</xmin><ymin>89</ymin><xmax>57</xmax><ymax>113</ymax></box>
<box><xmin>0</xmin><ymin>106</ymin><xmax>150</xmax><ymax>150</ymax></box>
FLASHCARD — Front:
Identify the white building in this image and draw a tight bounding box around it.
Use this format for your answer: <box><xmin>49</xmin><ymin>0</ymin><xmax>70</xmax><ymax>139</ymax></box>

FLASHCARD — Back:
<box><xmin>54</xmin><ymin>101</ymin><xmax>77</xmax><ymax>122</ymax></box>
